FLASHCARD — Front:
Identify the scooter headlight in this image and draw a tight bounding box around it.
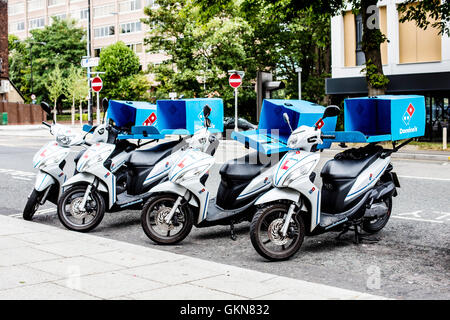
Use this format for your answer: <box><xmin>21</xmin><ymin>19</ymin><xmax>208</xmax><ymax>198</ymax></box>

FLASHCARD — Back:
<box><xmin>283</xmin><ymin>161</ymin><xmax>315</xmax><ymax>186</ymax></box>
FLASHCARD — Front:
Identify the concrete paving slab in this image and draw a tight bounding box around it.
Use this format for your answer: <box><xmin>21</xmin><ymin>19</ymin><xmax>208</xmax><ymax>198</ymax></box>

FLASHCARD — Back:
<box><xmin>26</xmin><ymin>256</ymin><xmax>125</xmax><ymax>278</ymax></box>
<box><xmin>0</xmin><ymin>246</ymin><xmax>61</xmax><ymax>267</ymax></box>
<box><xmin>55</xmin><ymin>271</ymin><xmax>167</xmax><ymax>299</ymax></box>
<box><xmin>122</xmin><ymin>259</ymin><xmax>224</xmax><ymax>285</ymax></box>
<box><xmin>34</xmin><ymin>240</ymin><xmax>117</xmax><ymax>258</ymax></box>
<box><xmin>11</xmin><ymin>229</ymin><xmax>81</xmax><ymax>245</ymax></box>
<box><xmin>0</xmin><ymin>282</ymin><xmax>99</xmax><ymax>300</ymax></box>
<box><xmin>87</xmin><ymin>248</ymin><xmax>183</xmax><ymax>268</ymax></box>
<box><xmin>0</xmin><ymin>235</ymin><xmax>32</xmax><ymax>250</ymax></box>
<box><xmin>127</xmin><ymin>283</ymin><xmax>244</xmax><ymax>300</ymax></box>
<box><xmin>0</xmin><ymin>265</ymin><xmax>60</xmax><ymax>290</ymax></box>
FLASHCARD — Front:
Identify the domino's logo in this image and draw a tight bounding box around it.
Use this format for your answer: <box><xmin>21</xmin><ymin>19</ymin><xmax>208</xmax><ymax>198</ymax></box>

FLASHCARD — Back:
<box><xmin>402</xmin><ymin>103</ymin><xmax>415</xmax><ymax>126</ymax></box>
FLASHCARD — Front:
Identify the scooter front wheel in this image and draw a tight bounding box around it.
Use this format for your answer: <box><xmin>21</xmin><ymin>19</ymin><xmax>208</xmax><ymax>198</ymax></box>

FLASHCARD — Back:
<box><xmin>23</xmin><ymin>189</ymin><xmax>43</xmax><ymax>221</ymax></box>
<box><xmin>250</xmin><ymin>203</ymin><xmax>305</xmax><ymax>261</ymax></box>
<box><xmin>57</xmin><ymin>185</ymin><xmax>105</xmax><ymax>232</ymax></box>
<box><xmin>141</xmin><ymin>194</ymin><xmax>193</xmax><ymax>245</ymax></box>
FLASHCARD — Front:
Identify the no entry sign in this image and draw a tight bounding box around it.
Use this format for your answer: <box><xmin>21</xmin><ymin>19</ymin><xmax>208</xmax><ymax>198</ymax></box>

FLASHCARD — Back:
<box><xmin>229</xmin><ymin>73</ymin><xmax>242</xmax><ymax>89</ymax></box>
<box><xmin>92</xmin><ymin>76</ymin><xmax>103</xmax><ymax>92</ymax></box>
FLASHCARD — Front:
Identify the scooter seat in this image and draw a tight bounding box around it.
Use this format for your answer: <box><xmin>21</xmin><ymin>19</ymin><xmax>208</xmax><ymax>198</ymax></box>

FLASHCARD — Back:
<box><xmin>321</xmin><ymin>152</ymin><xmax>380</xmax><ymax>179</ymax></box>
<box><xmin>219</xmin><ymin>152</ymin><xmax>271</xmax><ymax>181</ymax></box>
<box><xmin>128</xmin><ymin>140</ymin><xmax>180</xmax><ymax>167</ymax></box>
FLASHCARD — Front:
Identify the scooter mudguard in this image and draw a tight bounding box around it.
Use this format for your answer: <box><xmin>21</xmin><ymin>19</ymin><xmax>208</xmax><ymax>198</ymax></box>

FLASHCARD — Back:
<box><xmin>62</xmin><ymin>172</ymin><xmax>109</xmax><ymax>199</ymax></box>
<box><xmin>149</xmin><ymin>180</ymin><xmax>199</xmax><ymax>208</ymax></box>
<box><xmin>254</xmin><ymin>187</ymin><xmax>301</xmax><ymax>206</ymax></box>
<box><xmin>34</xmin><ymin>171</ymin><xmax>56</xmax><ymax>192</ymax></box>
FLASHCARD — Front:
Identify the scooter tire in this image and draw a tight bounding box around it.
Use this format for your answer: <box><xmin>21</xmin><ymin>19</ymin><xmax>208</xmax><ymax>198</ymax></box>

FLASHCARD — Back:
<box><xmin>23</xmin><ymin>189</ymin><xmax>43</xmax><ymax>221</ymax></box>
<box><xmin>250</xmin><ymin>204</ymin><xmax>305</xmax><ymax>261</ymax></box>
<box><xmin>363</xmin><ymin>196</ymin><xmax>392</xmax><ymax>234</ymax></box>
<box><xmin>57</xmin><ymin>185</ymin><xmax>105</xmax><ymax>232</ymax></box>
<box><xmin>141</xmin><ymin>194</ymin><xmax>193</xmax><ymax>245</ymax></box>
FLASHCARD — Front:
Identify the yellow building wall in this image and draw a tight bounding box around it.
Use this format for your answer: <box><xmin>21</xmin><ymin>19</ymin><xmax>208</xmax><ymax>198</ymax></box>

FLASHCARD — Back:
<box><xmin>399</xmin><ymin>4</ymin><xmax>441</xmax><ymax>63</ymax></box>
<box><xmin>379</xmin><ymin>6</ymin><xmax>388</xmax><ymax>65</ymax></box>
<box><xmin>344</xmin><ymin>11</ymin><xmax>356</xmax><ymax>67</ymax></box>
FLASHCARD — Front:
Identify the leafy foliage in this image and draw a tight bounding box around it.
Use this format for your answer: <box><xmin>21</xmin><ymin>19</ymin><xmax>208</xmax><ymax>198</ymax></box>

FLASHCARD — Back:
<box><xmin>96</xmin><ymin>41</ymin><xmax>151</xmax><ymax>101</ymax></box>
<box><xmin>45</xmin><ymin>64</ymin><xmax>65</xmax><ymax>121</ymax></box>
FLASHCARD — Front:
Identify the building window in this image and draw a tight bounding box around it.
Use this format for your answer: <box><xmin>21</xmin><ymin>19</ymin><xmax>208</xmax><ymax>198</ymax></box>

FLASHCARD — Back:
<box><xmin>9</xmin><ymin>21</ymin><xmax>26</xmax><ymax>33</ymax></box>
<box><xmin>71</xmin><ymin>8</ymin><xmax>88</xmax><ymax>21</ymax></box>
<box><xmin>145</xmin><ymin>0</ymin><xmax>159</xmax><ymax>8</ymax></box>
<box><xmin>355</xmin><ymin>14</ymin><xmax>365</xmax><ymax>66</ymax></box>
<box><xmin>27</xmin><ymin>0</ymin><xmax>45</xmax><ymax>12</ymax></box>
<box><xmin>48</xmin><ymin>0</ymin><xmax>65</xmax><ymax>7</ymax></box>
<box><xmin>29</xmin><ymin>17</ymin><xmax>45</xmax><ymax>30</ymax></box>
<box><xmin>94</xmin><ymin>48</ymin><xmax>102</xmax><ymax>57</ymax></box>
<box><xmin>51</xmin><ymin>13</ymin><xmax>67</xmax><ymax>23</ymax></box>
<box><xmin>120</xmin><ymin>21</ymin><xmax>142</xmax><ymax>34</ymax></box>
<box><xmin>127</xmin><ymin>43</ymin><xmax>144</xmax><ymax>53</ymax></box>
<box><xmin>119</xmin><ymin>0</ymin><xmax>142</xmax><ymax>13</ymax></box>
<box><xmin>93</xmin><ymin>4</ymin><xmax>115</xmax><ymax>18</ymax></box>
<box><xmin>8</xmin><ymin>3</ymin><xmax>25</xmax><ymax>15</ymax></box>
<box><xmin>94</xmin><ymin>25</ymin><xmax>115</xmax><ymax>38</ymax></box>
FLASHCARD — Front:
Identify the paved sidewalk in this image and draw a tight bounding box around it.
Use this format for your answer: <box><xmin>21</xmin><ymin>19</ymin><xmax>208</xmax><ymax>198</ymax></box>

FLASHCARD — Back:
<box><xmin>0</xmin><ymin>215</ymin><xmax>385</xmax><ymax>300</ymax></box>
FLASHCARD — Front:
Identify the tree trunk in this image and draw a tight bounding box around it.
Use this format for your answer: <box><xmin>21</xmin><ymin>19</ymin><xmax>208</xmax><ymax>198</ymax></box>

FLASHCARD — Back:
<box><xmin>79</xmin><ymin>101</ymin><xmax>82</xmax><ymax>125</ymax></box>
<box><xmin>361</xmin><ymin>0</ymin><xmax>388</xmax><ymax>96</ymax></box>
<box><xmin>53</xmin><ymin>99</ymin><xmax>57</xmax><ymax>123</ymax></box>
<box><xmin>71</xmin><ymin>97</ymin><xmax>75</xmax><ymax>126</ymax></box>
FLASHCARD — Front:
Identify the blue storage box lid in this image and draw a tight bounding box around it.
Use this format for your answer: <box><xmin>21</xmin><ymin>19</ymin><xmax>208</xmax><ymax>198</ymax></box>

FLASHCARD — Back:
<box><xmin>322</xmin><ymin>95</ymin><xmax>425</xmax><ymax>143</ymax></box>
<box><xmin>232</xmin><ymin>99</ymin><xmax>337</xmax><ymax>154</ymax></box>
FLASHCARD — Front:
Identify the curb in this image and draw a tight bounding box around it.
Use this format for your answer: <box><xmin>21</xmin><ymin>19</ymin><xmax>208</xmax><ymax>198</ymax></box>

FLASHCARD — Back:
<box><xmin>323</xmin><ymin>149</ymin><xmax>449</xmax><ymax>162</ymax></box>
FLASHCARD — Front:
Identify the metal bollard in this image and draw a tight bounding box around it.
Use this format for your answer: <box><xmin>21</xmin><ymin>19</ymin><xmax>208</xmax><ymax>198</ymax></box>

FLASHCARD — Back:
<box><xmin>443</xmin><ymin>127</ymin><xmax>447</xmax><ymax>150</ymax></box>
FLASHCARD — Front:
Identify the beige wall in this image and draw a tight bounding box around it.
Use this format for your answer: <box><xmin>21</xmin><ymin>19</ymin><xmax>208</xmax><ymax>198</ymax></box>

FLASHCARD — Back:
<box><xmin>379</xmin><ymin>6</ymin><xmax>388</xmax><ymax>65</ymax></box>
<box><xmin>343</xmin><ymin>11</ymin><xmax>356</xmax><ymax>67</ymax></box>
<box><xmin>399</xmin><ymin>3</ymin><xmax>441</xmax><ymax>63</ymax></box>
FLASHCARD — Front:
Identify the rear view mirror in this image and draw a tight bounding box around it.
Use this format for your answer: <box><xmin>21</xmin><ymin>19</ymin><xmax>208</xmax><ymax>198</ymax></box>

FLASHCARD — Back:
<box><xmin>102</xmin><ymin>98</ymin><xmax>109</xmax><ymax>113</ymax></box>
<box><xmin>40</xmin><ymin>102</ymin><xmax>52</xmax><ymax>116</ymax></box>
<box><xmin>283</xmin><ymin>112</ymin><xmax>293</xmax><ymax>132</ymax></box>
<box><xmin>203</xmin><ymin>104</ymin><xmax>211</xmax><ymax>118</ymax></box>
<box><xmin>323</xmin><ymin>105</ymin><xmax>340</xmax><ymax>119</ymax></box>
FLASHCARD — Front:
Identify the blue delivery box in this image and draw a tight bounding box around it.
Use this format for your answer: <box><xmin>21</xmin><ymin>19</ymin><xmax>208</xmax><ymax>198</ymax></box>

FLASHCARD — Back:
<box><xmin>323</xmin><ymin>95</ymin><xmax>425</xmax><ymax>143</ymax></box>
<box><xmin>232</xmin><ymin>99</ymin><xmax>337</xmax><ymax>154</ymax></box>
<box><xmin>96</xmin><ymin>99</ymin><xmax>223</xmax><ymax>140</ymax></box>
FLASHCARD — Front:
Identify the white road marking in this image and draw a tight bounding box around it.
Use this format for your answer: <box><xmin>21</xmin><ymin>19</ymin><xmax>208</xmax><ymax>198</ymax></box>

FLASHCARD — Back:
<box><xmin>398</xmin><ymin>175</ymin><xmax>450</xmax><ymax>182</ymax></box>
<box><xmin>434</xmin><ymin>211</ymin><xmax>450</xmax><ymax>220</ymax></box>
<box><xmin>35</xmin><ymin>208</ymin><xmax>56</xmax><ymax>214</ymax></box>
<box><xmin>391</xmin><ymin>216</ymin><xmax>444</xmax><ymax>224</ymax></box>
<box><xmin>12</xmin><ymin>176</ymin><xmax>32</xmax><ymax>181</ymax></box>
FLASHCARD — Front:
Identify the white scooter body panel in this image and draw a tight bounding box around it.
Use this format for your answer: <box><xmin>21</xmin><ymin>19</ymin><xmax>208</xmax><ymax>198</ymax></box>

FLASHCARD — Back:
<box><xmin>236</xmin><ymin>166</ymin><xmax>274</xmax><ymax>201</ymax></box>
<box><xmin>273</xmin><ymin>151</ymin><xmax>320</xmax><ymax>187</ymax></box>
<box><xmin>34</xmin><ymin>170</ymin><xmax>56</xmax><ymax>192</ymax></box>
<box><xmin>75</xmin><ymin>143</ymin><xmax>116</xmax><ymax>208</ymax></box>
<box><xmin>110</xmin><ymin>152</ymin><xmax>130</xmax><ymax>173</ymax></box>
<box><xmin>169</xmin><ymin>149</ymin><xmax>215</xmax><ymax>224</ymax></box>
<box><xmin>62</xmin><ymin>172</ymin><xmax>109</xmax><ymax>193</ymax></box>
<box><xmin>345</xmin><ymin>156</ymin><xmax>391</xmax><ymax>201</ymax></box>
<box><xmin>143</xmin><ymin>149</ymin><xmax>185</xmax><ymax>186</ymax></box>
<box><xmin>33</xmin><ymin>141</ymin><xmax>70</xmax><ymax>169</ymax></box>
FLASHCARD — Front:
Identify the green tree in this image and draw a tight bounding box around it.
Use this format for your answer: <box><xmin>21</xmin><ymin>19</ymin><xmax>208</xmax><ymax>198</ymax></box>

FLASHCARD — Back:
<box><xmin>8</xmin><ymin>18</ymin><xmax>86</xmax><ymax>106</ymax></box>
<box><xmin>65</xmin><ymin>66</ymin><xmax>85</xmax><ymax>124</ymax></box>
<box><xmin>96</xmin><ymin>41</ymin><xmax>151</xmax><ymax>100</ymax></box>
<box><xmin>45</xmin><ymin>64</ymin><xmax>65</xmax><ymax>122</ymax></box>
<box><xmin>8</xmin><ymin>35</ymin><xmax>30</xmax><ymax>101</ymax></box>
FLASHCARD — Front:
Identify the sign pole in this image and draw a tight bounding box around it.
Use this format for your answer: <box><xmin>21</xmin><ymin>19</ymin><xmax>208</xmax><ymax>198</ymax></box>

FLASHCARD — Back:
<box><xmin>96</xmin><ymin>91</ymin><xmax>100</xmax><ymax>125</ymax></box>
<box><xmin>234</xmin><ymin>87</ymin><xmax>238</xmax><ymax>132</ymax></box>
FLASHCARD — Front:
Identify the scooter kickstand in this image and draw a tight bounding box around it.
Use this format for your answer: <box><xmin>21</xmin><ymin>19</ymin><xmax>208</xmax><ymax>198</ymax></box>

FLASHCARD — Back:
<box><xmin>336</xmin><ymin>227</ymin><xmax>349</xmax><ymax>241</ymax></box>
<box><xmin>230</xmin><ymin>221</ymin><xmax>237</xmax><ymax>241</ymax></box>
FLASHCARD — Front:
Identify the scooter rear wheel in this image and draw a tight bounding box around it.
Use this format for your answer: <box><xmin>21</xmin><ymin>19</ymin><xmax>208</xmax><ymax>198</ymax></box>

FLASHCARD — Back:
<box><xmin>363</xmin><ymin>196</ymin><xmax>392</xmax><ymax>233</ymax></box>
<box><xmin>57</xmin><ymin>185</ymin><xmax>105</xmax><ymax>232</ymax></box>
<box><xmin>23</xmin><ymin>189</ymin><xmax>43</xmax><ymax>221</ymax></box>
<box><xmin>141</xmin><ymin>194</ymin><xmax>193</xmax><ymax>245</ymax></box>
<box><xmin>250</xmin><ymin>203</ymin><xmax>305</xmax><ymax>261</ymax></box>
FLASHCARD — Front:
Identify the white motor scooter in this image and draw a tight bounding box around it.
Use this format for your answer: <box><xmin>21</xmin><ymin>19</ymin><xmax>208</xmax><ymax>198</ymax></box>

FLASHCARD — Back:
<box><xmin>140</xmin><ymin>106</ymin><xmax>281</xmax><ymax>244</ymax></box>
<box><xmin>24</xmin><ymin>102</ymin><xmax>92</xmax><ymax>220</ymax></box>
<box><xmin>250</xmin><ymin>105</ymin><xmax>402</xmax><ymax>261</ymax></box>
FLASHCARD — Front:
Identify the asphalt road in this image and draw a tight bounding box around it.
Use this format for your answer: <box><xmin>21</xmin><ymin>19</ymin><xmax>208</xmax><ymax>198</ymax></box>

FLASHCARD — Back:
<box><xmin>0</xmin><ymin>134</ymin><xmax>449</xmax><ymax>299</ymax></box>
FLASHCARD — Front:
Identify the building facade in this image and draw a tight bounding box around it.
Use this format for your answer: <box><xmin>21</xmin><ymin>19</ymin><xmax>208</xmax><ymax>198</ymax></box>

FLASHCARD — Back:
<box><xmin>327</xmin><ymin>0</ymin><xmax>450</xmax><ymax>141</ymax></box>
<box><xmin>7</xmin><ymin>0</ymin><xmax>167</xmax><ymax>70</ymax></box>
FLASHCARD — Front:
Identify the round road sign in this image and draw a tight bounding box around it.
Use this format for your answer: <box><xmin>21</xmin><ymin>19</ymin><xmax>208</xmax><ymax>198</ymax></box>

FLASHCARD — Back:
<box><xmin>92</xmin><ymin>76</ymin><xmax>103</xmax><ymax>92</ymax></box>
<box><xmin>229</xmin><ymin>73</ymin><xmax>242</xmax><ymax>89</ymax></box>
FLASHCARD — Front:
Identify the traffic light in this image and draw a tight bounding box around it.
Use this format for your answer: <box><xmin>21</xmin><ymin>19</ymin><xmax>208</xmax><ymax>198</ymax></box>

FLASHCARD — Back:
<box><xmin>256</xmin><ymin>71</ymin><xmax>285</xmax><ymax>122</ymax></box>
